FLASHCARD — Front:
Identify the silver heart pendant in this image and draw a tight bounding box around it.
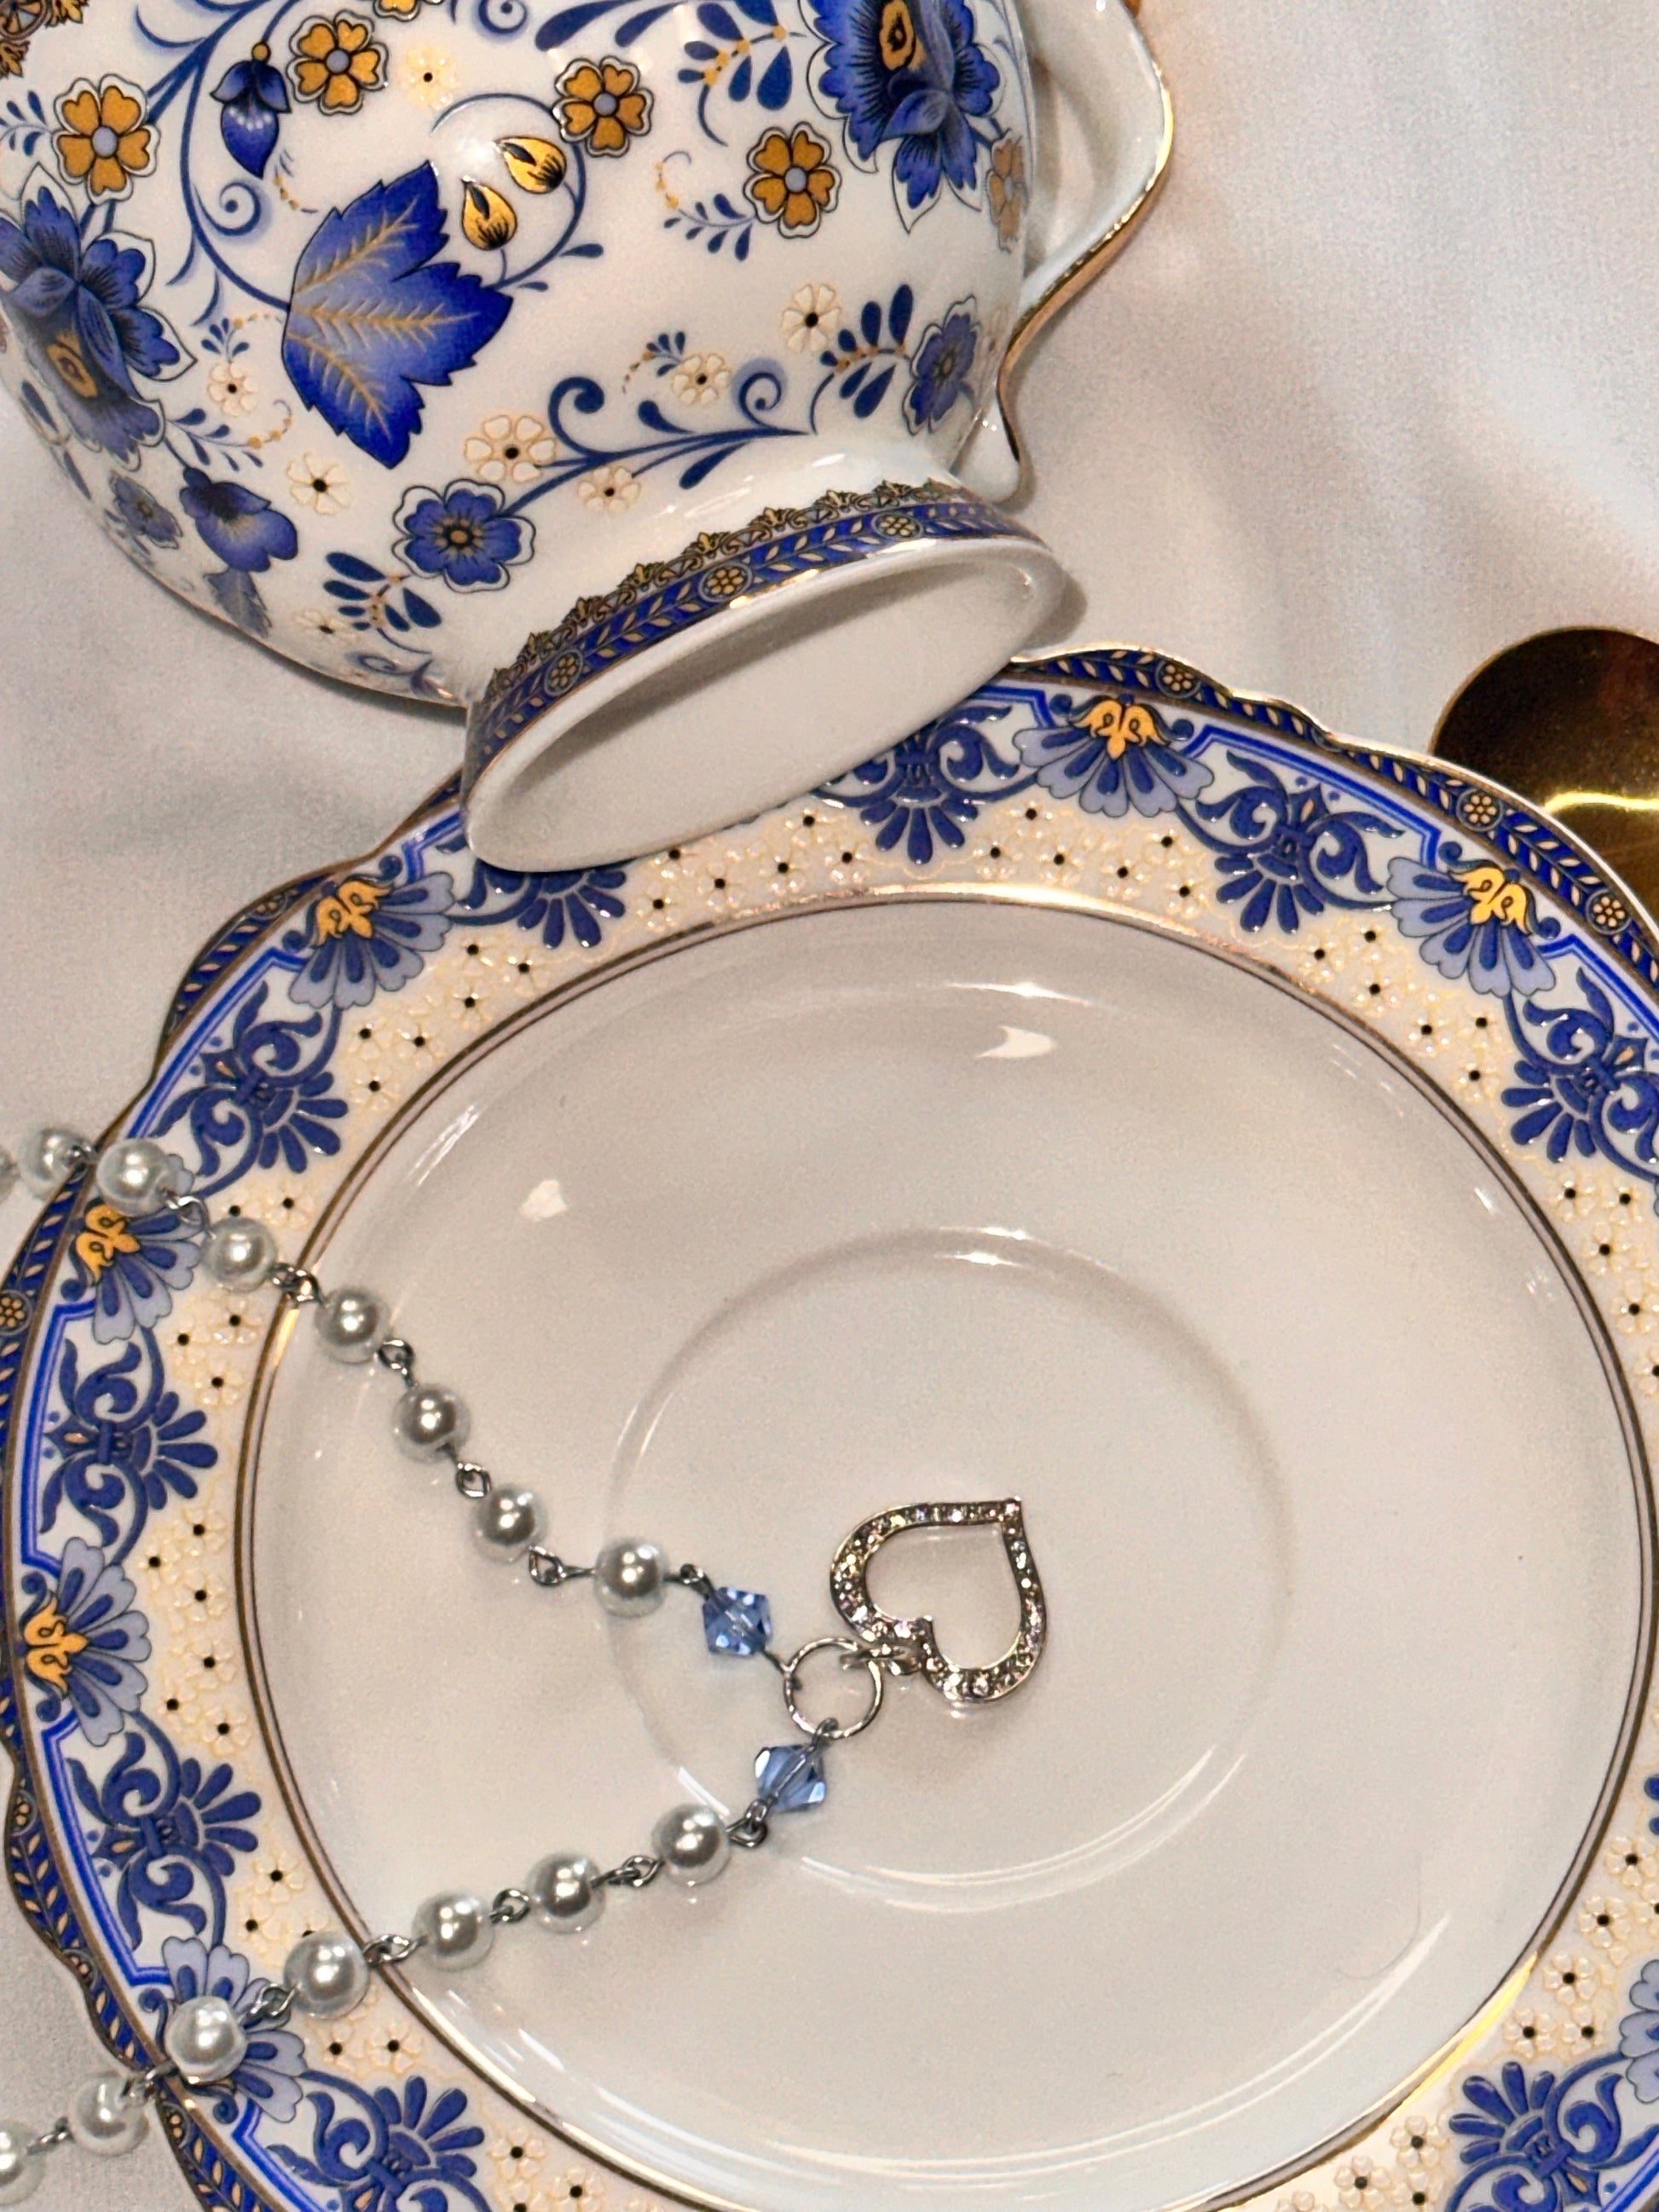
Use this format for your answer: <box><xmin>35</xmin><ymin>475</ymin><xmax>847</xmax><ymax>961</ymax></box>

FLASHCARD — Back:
<box><xmin>829</xmin><ymin>1499</ymin><xmax>1047</xmax><ymax>1706</ymax></box>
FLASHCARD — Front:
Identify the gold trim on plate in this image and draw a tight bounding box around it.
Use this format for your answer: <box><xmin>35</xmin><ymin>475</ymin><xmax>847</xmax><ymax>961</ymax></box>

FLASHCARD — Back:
<box><xmin>233</xmin><ymin>883</ymin><xmax>1656</xmax><ymax>2212</ymax></box>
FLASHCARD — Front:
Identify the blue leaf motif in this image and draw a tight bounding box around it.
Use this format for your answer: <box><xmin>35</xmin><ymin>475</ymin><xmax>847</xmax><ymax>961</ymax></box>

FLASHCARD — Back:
<box><xmin>206</xmin><ymin>567</ymin><xmax>271</xmax><ymax>639</ymax></box>
<box><xmin>281</xmin><ymin>165</ymin><xmax>512</xmax><ymax>468</ymax></box>
<box><xmin>535</xmin><ymin>0</ymin><xmax>673</xmax><ymax>44</ymax></box>
<box><xmin>756</xmin><ymin>43</ymin><xmax>791</xmax><ymax>104</ymax></box>
<box><xmin>853</xmin><ymin>363</ymin><xmax>895</xmax><ymax>416</ymax></box>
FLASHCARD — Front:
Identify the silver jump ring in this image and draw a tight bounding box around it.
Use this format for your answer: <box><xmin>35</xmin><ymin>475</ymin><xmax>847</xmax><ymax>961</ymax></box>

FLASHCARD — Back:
<box><xmin>782</xmin><ymin>1636</ymin><xmax>884</xmax><ymax>1741</ymax></box>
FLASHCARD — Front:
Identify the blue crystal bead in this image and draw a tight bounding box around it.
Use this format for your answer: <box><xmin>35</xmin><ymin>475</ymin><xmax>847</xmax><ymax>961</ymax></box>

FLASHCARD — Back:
<box><xmin>756</xmin><ymin>1741</ymin><xmax>827</xmax><ymax>1812</ymax></box>
<box><xmin>702</xmin><ymin>1585</ymin><xmax>772</xmax><ymax>1656</ymax></box>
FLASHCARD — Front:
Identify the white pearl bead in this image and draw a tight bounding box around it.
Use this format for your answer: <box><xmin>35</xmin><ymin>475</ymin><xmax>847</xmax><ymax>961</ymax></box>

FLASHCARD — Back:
<box><xmin>411</xmin><ymin>1890</ymin><xmax>495</xmax><ymax>1970</ymax></box>
<box><xmin>284</xmin><ymin>1931</ymin><xmax>368</xmax><ymax>2018</ymax></box>
<box><xmin>391</xmin><ymin>1383</ymin><xmax>470</xmax><ymax>1462</ymax></box>
<box><xmin>528</xmin><ymin>1852</ymin><xmax>605</xmax><ymax>1933</ymax></box>
<box><xmin>66</xmin><ymin>2074</ymin><xmax>148</xmax><ymax>2157</ymax></box>
<box><xmin>164</xmin><ymin>1993</ymin><xmax>249</xmax><ymax>2085</ymax></box>
<box><xmin>17</xmin><ymin>1127</ymin><xmax>89</xmax><ymax>1198</ymax></box>
<box><xmin>202</xmin><ymin>1216</ymin><xmax>277</xmax><ymax>1290</ymax></box>
<box><xmin>593</xmin><ymin>1539</ymin><xmax>668</xmax><ymax>1617</ymax></box>
<box><xmin>314</xmin><ymin>1287</ymin><xmax>388</xmax><ymax>1363</ymax></box>
<box><xmin>94</xmin><ymin>1137</ymin><xmax>176</xmax><ymax>1216</ymax></box>
<box><xmin>472</xmin><ymin>1485</ymin><xmax>545</xmax><ymax>1562</ymax></box>
<box><xmin>653</xmin><ymin>1804</ymin><xmax>730</xmax><ymax>1886</ymax></box>
<box><xmin>0</xmin><ymin>1147</ymin><xmax>17</xmax><ymax>1206</ymax></box>
<box><xmin>0</xmin><ymin>2124</ymin><xmax>41</xmax><ymax>2205</ymax></box>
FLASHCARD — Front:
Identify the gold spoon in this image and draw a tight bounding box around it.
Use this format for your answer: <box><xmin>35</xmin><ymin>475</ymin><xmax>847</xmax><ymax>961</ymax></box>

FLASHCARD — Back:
<box><xmin>1431</xmin><ymin>627</ymin><xmax>1659</xmax><ymax>917</ymax></box>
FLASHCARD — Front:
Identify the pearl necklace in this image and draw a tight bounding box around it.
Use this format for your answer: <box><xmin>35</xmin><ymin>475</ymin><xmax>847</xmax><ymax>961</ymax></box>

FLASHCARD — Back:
<box><xmin>0</xmin><ymin>1128</ymin><xmax>1049</xmax><ymax>2205</ymax></box>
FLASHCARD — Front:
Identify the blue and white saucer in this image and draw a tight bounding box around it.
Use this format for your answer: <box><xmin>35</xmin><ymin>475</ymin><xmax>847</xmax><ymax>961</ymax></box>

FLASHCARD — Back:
<box><xmin>7</xmin><ymin>649</ymin><xmax>1659</xmax><ymax>2212</ymax></box>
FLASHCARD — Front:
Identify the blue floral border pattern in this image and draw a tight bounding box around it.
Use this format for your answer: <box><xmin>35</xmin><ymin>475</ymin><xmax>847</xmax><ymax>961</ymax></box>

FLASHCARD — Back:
<box><xmin>463</xmin><ymin>476</ymin><xmax>1032</xmax><ymax>795</ymax></box>
<box><xmin>11</xmin><ymin>645</ymin><xmax>1659</xmax><ymax>2212</ymax></box>
<box><xmin>1034</xmin><ymin>650</ymin><xmax>1648</xmax><ymax>972</ymax></box>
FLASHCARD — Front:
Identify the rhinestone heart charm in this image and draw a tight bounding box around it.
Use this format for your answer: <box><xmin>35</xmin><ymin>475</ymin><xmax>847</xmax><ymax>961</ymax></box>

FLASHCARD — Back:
<box><xmin>829</xmin><ymin>1499</ymin><xmax>1046</xmax><ymax>1706</ymax></box>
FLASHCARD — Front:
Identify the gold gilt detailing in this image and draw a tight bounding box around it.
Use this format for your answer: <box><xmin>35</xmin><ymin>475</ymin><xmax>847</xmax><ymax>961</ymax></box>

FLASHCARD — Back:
<box><xmin>46</xmin><ymin>329</ymin><xmax>99</xmax><ymax>398</ymax></box>
<box><xmin>1078</xmin><ymin>694</ymin><xmax>1162</xmax><ymax>758</ymax></box>
<box><xmin>498</xmin><ymin>135</ymin><xmax>567</xmax><ymax>193</ymax></box>
<box><xmin>1</xmin><ymin>0</ymin><xmax>88</xmax><ymax>84</ymax></box>
<box><xmin>22</xmin><ymin>1601</ymin><xmax>90</xmax><ymax>1690</ymax></box>
<box><xmin>74</xmin><ymin>1203</ymin><xmax>139</xmax><ymax>1279</ymax></box>
<box><xmin>460</xmin><ymin>178</ymin><xmax>516</xmax><ymax>250</ymax></box>
<box><xmin>1457</xmin><ymin>861</ymin><xmax>1532</xmax><ymax>931</ymax></box>
<box><xmin>314</xmin><ymin>878</ymin><xmax>386</xmax><ymax>939</ymax></box>
<box><xmin>878</xmin><ymin>0</ymin><xmax>920</xmax><ymax>69</ymax></box>
<box><xmin>482</xmin><ymin>478</ymin><xmax>968</xmax><ymax>709</ymax></box>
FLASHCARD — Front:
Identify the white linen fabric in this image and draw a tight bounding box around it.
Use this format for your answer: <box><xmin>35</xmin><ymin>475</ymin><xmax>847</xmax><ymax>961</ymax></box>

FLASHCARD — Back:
<box><xmin>3</xmin><ymin>4</ymin><xmax>1657</xmax><ymax>2201</ymax></box>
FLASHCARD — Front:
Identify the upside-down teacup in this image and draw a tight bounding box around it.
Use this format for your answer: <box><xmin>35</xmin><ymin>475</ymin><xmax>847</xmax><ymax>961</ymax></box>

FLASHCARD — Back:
<box><xmin>0</xmin><ymin>0</ymin><xmax>1169</xmax><ymax>861</ymax></box>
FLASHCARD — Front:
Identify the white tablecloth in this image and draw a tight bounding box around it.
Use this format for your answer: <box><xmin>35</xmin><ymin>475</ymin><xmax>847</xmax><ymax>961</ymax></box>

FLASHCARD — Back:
<box><xmin>4</xmin><ymin>3</ymin><xmax>1659</xmax><ymax>2200</ymax></box>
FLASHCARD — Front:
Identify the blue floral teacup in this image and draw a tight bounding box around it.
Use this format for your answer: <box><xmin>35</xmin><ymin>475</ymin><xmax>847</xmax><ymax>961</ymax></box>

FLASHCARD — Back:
<box><xmin>0</xmin><ymin>0</ymin><xmax>1168</xmax><ymax>862</ymax></box>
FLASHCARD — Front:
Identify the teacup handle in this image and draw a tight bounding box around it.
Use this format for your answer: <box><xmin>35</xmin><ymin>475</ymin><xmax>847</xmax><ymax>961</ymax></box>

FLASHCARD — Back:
<box><xmin>957</xmin><ymin>0</ymin><xmax>1172</xmax><ymax>502</ymax></box>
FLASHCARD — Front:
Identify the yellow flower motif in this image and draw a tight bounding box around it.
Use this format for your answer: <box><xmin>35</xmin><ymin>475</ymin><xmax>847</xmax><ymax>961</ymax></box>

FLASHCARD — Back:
<box><xmin>287</xmin><ymin>450</ymin><xmax>353</xmax><ymax>515</ymax></box>
<box><xmin>555</xmin><ymin>56</ymin><xmax>651</xmax><ymax>155</ymax></box>
<box><xmin>399</xmin><ymin>44</ymin><xmax>457</xmax><ymax>106</ymax></box>
<box><xmin>207</xmin><ymin>359</ymin><xmax>257</xmax><ymax>416</ymax></box>
<box><xmin>576</xmin><ymin>462</ymin><xmax>639</xmax><ymax>513</ymax></box>
<box><xmin>1455</xmin><ymin>860</ymin><xmax>1531</xmax><ymax>930</ymax></box>
<box><xmin>668</xmin><ymin>350</ymin><xmax>731</xmax><ymax>406</ymax></box>
<box><xmin>781</xmin><ymin>280</ymin><xmax>838</xmax><ymax>351</ymax></box>
<box><xmin>74</xmin><ymin>1203</ymin><xmax>140</xmax><ymax>1280</ymax></box>
<box><xmin>290</xmin><ymin>15</ymin><xmax>385</xmax><ymax>113</ymax></box>
<box><xmin>744</xmin><ymin>124</ymin><xmax>839</xmax><ymax>236</ymax></box>
<box><xmin>460</xmin><ymin>177</ymin><xmax>517</xmax><ymax>250</ymax></box>
<box><xmin>1079</xmin><ymin>696</ymin><xmax>1163</xmax><ymax>756</ymax></box>
<box><xmin>55</xmin><ymin>77</ymin><xmax>156</xmax><ymax>202</ymax></box>
<box><xmin>22</xmin><ymin>1600</ymin><xmax>89</xmax><ymax>1690</ymax></box>
<box><xmin>499</xmin><ymin>135</ymin><xmax>567</xmax><ymax>193</ymax></box>
<box><xmin>987</xmin><ymin>132</ymin><xmax>1026</xmax><ymax>250</ymax></box>
<box><xmin>373</xmin><ymin>0</ymin><xmax>438</xmax><ymax>18</ymax></box>
<box><xmin>463</xmin><ymin>412</ymin><xmax>555</xmax><ymax>483</ymax></box>
<box><xmin>314</xmin><ymin>877</ymin><xmax>386</xmax><ymax>939</ymax></box>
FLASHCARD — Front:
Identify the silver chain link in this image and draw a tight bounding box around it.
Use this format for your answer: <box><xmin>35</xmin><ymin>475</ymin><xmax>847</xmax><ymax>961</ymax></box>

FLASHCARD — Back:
<box><xmin>598</xmin><ymin>1853</ymin><xmax>663</xmax><ymax>1890</ymax></box>
<box><xmin>244</xmin><ymin>1982</ymin><xmax>297</xmax><ymax>2029</ymax></box>
<box><xmin>361</xmin><ymin>1932</ymin><xmax>424</xmax><ymax>1968</ymax></box>
<box><xmin>268</xmin><ymin>1260</ymin><xmax>321</xmax><ymax>1305</ymax></box>
<box><xmin>526</xmin><ymin>1547</ymin><xmax>591</xmax><ymax>1586</ymax></box>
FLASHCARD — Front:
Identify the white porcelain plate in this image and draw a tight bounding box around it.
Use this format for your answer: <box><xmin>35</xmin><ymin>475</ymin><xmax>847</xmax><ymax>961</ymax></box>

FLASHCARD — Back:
<box><xmin>9</xmin><ymin>650</ymin><xmax>1659</xmax><ymax>2212</ymax></box>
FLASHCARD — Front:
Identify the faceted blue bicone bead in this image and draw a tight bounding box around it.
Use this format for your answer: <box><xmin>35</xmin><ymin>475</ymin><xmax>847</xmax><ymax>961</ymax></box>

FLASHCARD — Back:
<box><xmin>702</xmin><ymin>1585</ymin><xmax>772</xmax><ymax>1656</ymax></box>
<box><xmin>756</xmin><ymin>1741</ymin><xmax>827</xmax><ymax>1812</ymax></box>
